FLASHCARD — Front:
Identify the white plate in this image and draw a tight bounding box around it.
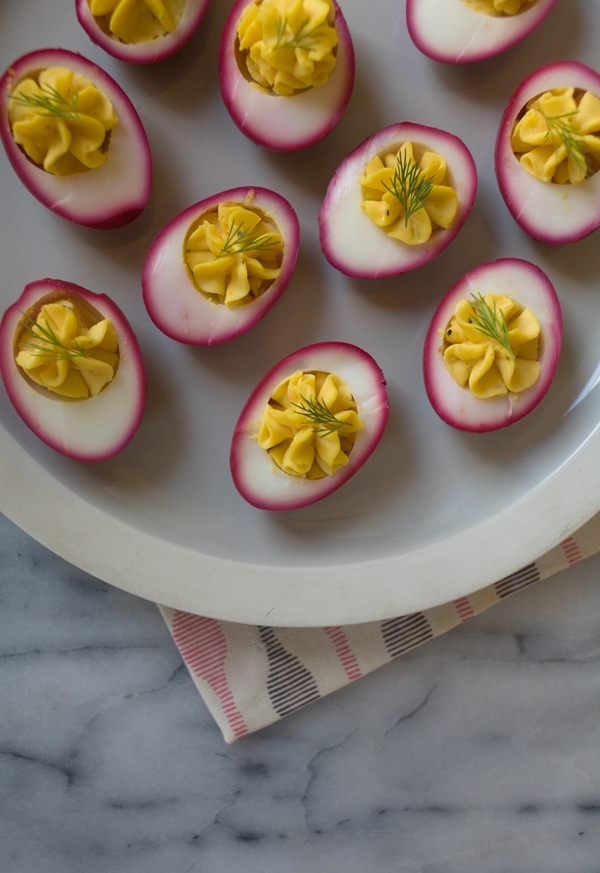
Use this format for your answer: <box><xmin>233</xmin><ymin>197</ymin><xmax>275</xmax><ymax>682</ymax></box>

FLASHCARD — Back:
<box><xmin>1</xmin><ymin>0</ymin><xmax>599</xmax><ymax>626</ymax></box>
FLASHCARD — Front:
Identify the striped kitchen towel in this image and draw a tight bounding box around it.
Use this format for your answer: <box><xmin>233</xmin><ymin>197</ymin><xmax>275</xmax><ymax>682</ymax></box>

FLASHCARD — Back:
<box><xmin>159</xmin><ymin>512</ymin><xmax>600</xmax><ymax>743</ymax></box>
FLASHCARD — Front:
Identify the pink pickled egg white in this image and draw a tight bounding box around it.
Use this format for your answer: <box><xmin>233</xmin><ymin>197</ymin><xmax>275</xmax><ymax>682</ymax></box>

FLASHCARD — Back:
<box><xmin>219</xmin><ymin>0</ymin><xmax>355</xmax><ymax>151</ymax></box>
<box><xmin>495</xmin><ymin>60</ymin><xmax>600</xmax><ymax>244</ymax></box>
<box><xmin>0</xmin><ymin>279</ymin><xmax>146</xmax><ymax>460</ymax></box>
<box><xmin>423</xmin><ymin>258</ymin><xmax>562</xmax><ymax>433</ymax></box>
<box><xmin>75</xmin><ymin>0</ymin><xmax>213</xmax><ymax>64</ymax></box>
<box><xmin>230</xmin><ymin>342</ymin><xmax>389</xmax><ymax>510</ymax></box>
<box><xmin>318</xmin><ymin>122</ymin><xmax>477</xmax><ymax>278</ymax></box>
<box><xmin>406</xmin><ymin>0</ymin><xmax>558</xmax><ymax>64</ymax></box>
<box><xmin>142</xmin><ymin>187</ymin><xmax>300</xmax><ymax>345</ymax></box>
<box><xmin>0</xmin><ymin>48</ymin><xmax>152</xmax><ymax>228</ymax></box>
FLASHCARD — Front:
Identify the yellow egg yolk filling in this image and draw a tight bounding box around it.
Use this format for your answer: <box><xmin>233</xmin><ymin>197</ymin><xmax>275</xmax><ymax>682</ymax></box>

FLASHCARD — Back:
<box><xmin>184</xmin><ymin>201</ymin><xmax>284</xmax><ymax>307</ymax></box>
<box><xmin>15</xmin><ymin>298</ymin><xmax>119</xmax><ymax>400</ymax></box>
<box><xmin>236</xmin><ymin>0</ymin><xmax>338</xmax><ymax>96</ymax></box>
<box><xmin>512</xmin><ymin>87</ymin><xmax>600</xmax><ymax>184</ymax></box>
<box><xmin>8</xmin><ymin>67</ymin><xmax>118</xmax><ymax>176</ymax></box>
<box><xmin>462</xmin><ymin>0</ymin><xmax>535</xmax><ymax>16</ymax></box>
<box><xmin>258</xmin><ymin>369</ymin><xmax>364</xmax><ymax>479</ymax></box>
<box><xmin>441</xmin><ymin>294</ymin><xmax>541</xmax><ymax>399</ymax></box>
<box><xmin>360</xmin><ymin>141</ymin><xmax>459</xmax><ymax>246</ymax></box>
<box><xmin>88</xmin><ymin>0</ymin><xmax>184</xmax><ymax>44</ymax></box>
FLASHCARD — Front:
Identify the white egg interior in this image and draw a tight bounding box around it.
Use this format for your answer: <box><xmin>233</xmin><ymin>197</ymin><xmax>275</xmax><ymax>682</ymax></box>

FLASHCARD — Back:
<box><xmin>219</xmin><ymin>0</ymin><xmax>354</xmax><ymax>150</ymax></box>
<box><xmin>9</xmin><ymin>347</ymin><xmax>144</xmax><ymax>459</ymax></box>
<box><xmin>318</xmin><ymin>123</ymin><xmax>477</xmax><ymax>278</ymax></box>
<box><xmin>230</xmin><ymin>343</ymin><xmax>389</xmax><ymax>510</ymax></box>
<box><xmin>0</xmin><ymin>49</ymin><xmax>151</xmax><ymax>227</ymax></box>
<box><xmin>406</xmin><ymin>0</ymin><xmax>557</xmax><ymax>63</ymax></box>
<box><xmin>423</xmin><ymin>259</ymin><xmax>562</xmax><ymax>432</ymax></box>
<box><xmin>495</xmin><ymin>61</ymin><xmax>600</xmax><ymax>244</ymax></box>
<box><xmin>142</xmin><ymin>188</ymin><xmax>300</xmax><ymax>345</ymax></box>
<box><xmin>0</xmin><ymin>282</ymin><xmax>146</xmax><ymax>460</ymax></box>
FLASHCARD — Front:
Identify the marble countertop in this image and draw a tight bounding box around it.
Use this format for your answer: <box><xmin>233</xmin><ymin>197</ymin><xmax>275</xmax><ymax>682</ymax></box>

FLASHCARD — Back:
<box><xmin>2</xmin><ymin>509</ymin><xmax>599</xmax><ymax>872</ymax></box>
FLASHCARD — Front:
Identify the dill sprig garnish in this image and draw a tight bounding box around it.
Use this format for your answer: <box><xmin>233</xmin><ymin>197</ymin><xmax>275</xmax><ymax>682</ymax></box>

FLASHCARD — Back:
<box><xmin>217</xmin><ymin>220</ymin><xmax>280</xmax><ymax>258</ymax></box>
<box><xmin>10</xmin><ymin>82</ymin><xmax>82</xmax><ymax>125</ymax></box>
<box><xmin>291</xmin><ymin>395</ymin><xmax>346</xmax><ymax>436</ymax></box>
<box><xmin>273</xmin><ymin>15</ymin><xmax>325</xmax><ymax>50</ymax></box>
<box><xmin>19</xmin><ymin>312</ymin><xmax>89</xmax><ymax>362</ymax></box>
<box><xmin>383</xmin><ymin>149</ymin><xmax>435</xmax><ymax>227</ymax></box>
<box><xmin>540</xmin><ymin>108</ymin><xmax>588</xmax><ymax>177</ymax></box>
<box><xmin>468</xmin><ymin>294</ymin><xmax>515</xmax><ymax>362</ymax></box>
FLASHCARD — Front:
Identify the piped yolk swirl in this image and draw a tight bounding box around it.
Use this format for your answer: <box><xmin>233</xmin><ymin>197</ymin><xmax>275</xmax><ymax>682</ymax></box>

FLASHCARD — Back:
<box><xmin>15</xmin><ymin>298</ymin><xmax>119</xmax><ymax>400</ymax></box>
<box><xmin>511</xmin><ymin>87</ymin><xmax>600</xmax><ymax>184</ymax></box>
<box><xmin>236</xmin><ymin>0</ymin><xmax>338</xmax><ymax>96</ymax></box>
<box><xmin>184</xmin><ymin>201</ymin><xmax>284</xmax><ymax>307</ymax></box>
<box><xmin>88</xmin><ymin>0</ymin><xmax>184</xmax><ymax>43</ymax></box>
<box><xmin>360</xmin><ymin>141</ymin><xmax>458</xmax><ymax>246</ymax></box>
<box><xmin>441</xmin><ymin>294</ymin><xmax>541</xmax><ymax>399</ymax></box>
<box><xmin>9</xmin><ymin>66</ymin><xmax>118</xmax><ymax>176</ymax></box>
<box><xmin>258</xmin><ymin>369</ymin><xmax>363</xmax><ymax>478</ymax></box>
<box><xmin>462</xmin><ymin>0</ymin><xmax>536</xmax><ymax>16</ymax></box>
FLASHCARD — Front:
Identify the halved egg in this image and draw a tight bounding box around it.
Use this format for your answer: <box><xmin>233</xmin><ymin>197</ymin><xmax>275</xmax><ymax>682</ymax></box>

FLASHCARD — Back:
<box><xmin>318</xmin><ymin>122</ymin><xmax>477</xmax><ymax>278</ymax></box>
<box><xmin>406</xmin><ymin>0</ymin><xmax>557</xmax><ymax>64</ymax></box>
<box><xmin>0</xmin><ymin>278</ymin><xmax>146</xmax><ymax>460</ymax></box>
<box><xmin>0</xmin><ymin>48</ymin><xmax>152</xmax><ymax>228</ymax></box>
<box><xmin>219</xmin><ymin>0</ymin><xmax>355</xmax><ymax>151</ymax></box>
<box><xmin>230</xmin><ymin>341</ymin><xmax>389</xmax><ymax>510</ymax></box>
<box><xmin>423</xmin><ymin>258</ymin><xmax>562</xmax><ymax>432</ymax></box>
<box><xmin>495</xmin><ymin>61</ymin><xmax>600</xmax><ymax>244</ymax></box>
<box><xmin>75</xmin><ymin>0</ymin><xmax>213</xmax><ymax>64</ymax></box>
<box><xmin>142</xmin><ymin>186</ymin><xmax>300</xmax><ymax>345</ymax></box>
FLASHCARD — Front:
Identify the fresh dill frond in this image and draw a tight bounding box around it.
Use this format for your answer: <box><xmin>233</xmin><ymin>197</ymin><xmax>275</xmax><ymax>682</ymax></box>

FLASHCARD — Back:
<box><xmin>19</xmin><ymin>312</ymin><xmax>89</xmax><ymax>362</ymax></box>
<box><xmin>217</xmin><ymin>220</ymin><xmax>280</xmax><ymax>258</ymax></box>
<box><xmin>468</xmin><ymin>294</ymin><xmax>515</xmax><ymax>361</ymax></box>
<box><xmin>291</xmin><ymin>395</ymin><xmax>346</xmax><ymax>436</ymax></box>
<box><xmin>539</xmin><ymin>108</ymin><xmax>588</xmax><ymax>178</ymax></box>
<box><xmin>383</xmin><ymin>149</ymin><xmax>435</xmax><ymax>227</ymax></box>
<box><xmin>273</xmin><ymin>15</ymin><xmax>325</xmax><ymax>50</ymax></box>
<box><xmin>10</xmin><ymin>82</ymin><xmax>82</xmax><ymax>124</ymax></box>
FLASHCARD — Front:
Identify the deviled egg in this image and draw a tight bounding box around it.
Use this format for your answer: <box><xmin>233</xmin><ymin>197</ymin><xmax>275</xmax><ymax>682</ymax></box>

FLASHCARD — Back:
<box><xmin>423</xmin><ymin>258</ymin><xmax>562</xmax><ymax>432</ymax></box>
<box><xmin>230</xmin><ymin>341</ymin><xmax>389</xmax><ymax>509</ymax></box>
<box><xmin>406</xmin><ymin>0</ymin><xmax>557</xmax><ymax>64</ymax></box>
<box><xmin>0</xmin><ymin>278</ymin><xmax>146</xmax><ymax>460</ymax></box>
<box><xmin>142</xmin><ymin>187</ymin><xmax>300</xmax><ymax>345</ymax></box>
<box><xmin>0</xmin><ymin>48</ymin><xmax>152</xmax><ymax>228</ymax></box>
<box><xmin>219</xmin><ymin>0</ymin><xmax>355</xmax><ymax>151</ymax></box>
<box><xmin>318</xmin><ymin>122</ymin><xmax>477</xmax><ymax>278</ymax></box>
<box><xmin>495</xmin><ymin>61</ymin><xmax>600</xmax><ymax>244</ymax></box>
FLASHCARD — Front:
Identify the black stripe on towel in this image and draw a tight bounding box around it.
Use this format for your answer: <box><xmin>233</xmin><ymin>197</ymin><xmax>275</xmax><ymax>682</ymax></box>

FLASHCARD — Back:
<box><xmin>258</xmin><ymin>626</ymin><xmax>321</xmax><ymax>717</ymax></box>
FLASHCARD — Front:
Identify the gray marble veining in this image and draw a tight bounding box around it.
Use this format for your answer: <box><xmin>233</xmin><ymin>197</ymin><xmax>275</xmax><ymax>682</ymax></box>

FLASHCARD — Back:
<box><xmin>1</xmin><ymin>510</ymin><xmax>600</xmax><ymax>872</ymax></box>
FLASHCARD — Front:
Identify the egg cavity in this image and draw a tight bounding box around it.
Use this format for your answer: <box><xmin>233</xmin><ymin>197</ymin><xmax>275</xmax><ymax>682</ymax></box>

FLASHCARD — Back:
<box><xmin>15</xmin><ymin>295</ymin><xmax>119</xmax><ymax>400</ymax></box>
<box><xmin>441</xmin><ymin>294</ymin><xmax>541</xmax><ymax>400</ymax></box>
<box><xmin>8</xmin><ymin>66</ymin><xmax>117</xmax><ymax>176</ymax></box>
<box><xmin>236</xmin><ymin>0</ymin><xmax>338</xmax><ymax>95</ymax></box>
<box><xmin>184</xmin><ymin>201</ymin><xmax>284</xmax><ymax>307</ymax></box>
<box><xmin>359</xmin><ymin>140</ymin><xmax>458</xmax><ymax>246</ymax></box>
<box><xmin>258</xmin><ymin>369</ymin><xmax>364</xmax><ymax>479</ymax></box>
<box><xmin>88</xmin><ymin>0</ymin><xmax>184</xmax><ymax>44</ymax></box>
<box><xmin>511</xmin><ymin>87</ymin><xmax>600</xmax><ymax>184</ymax></box>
